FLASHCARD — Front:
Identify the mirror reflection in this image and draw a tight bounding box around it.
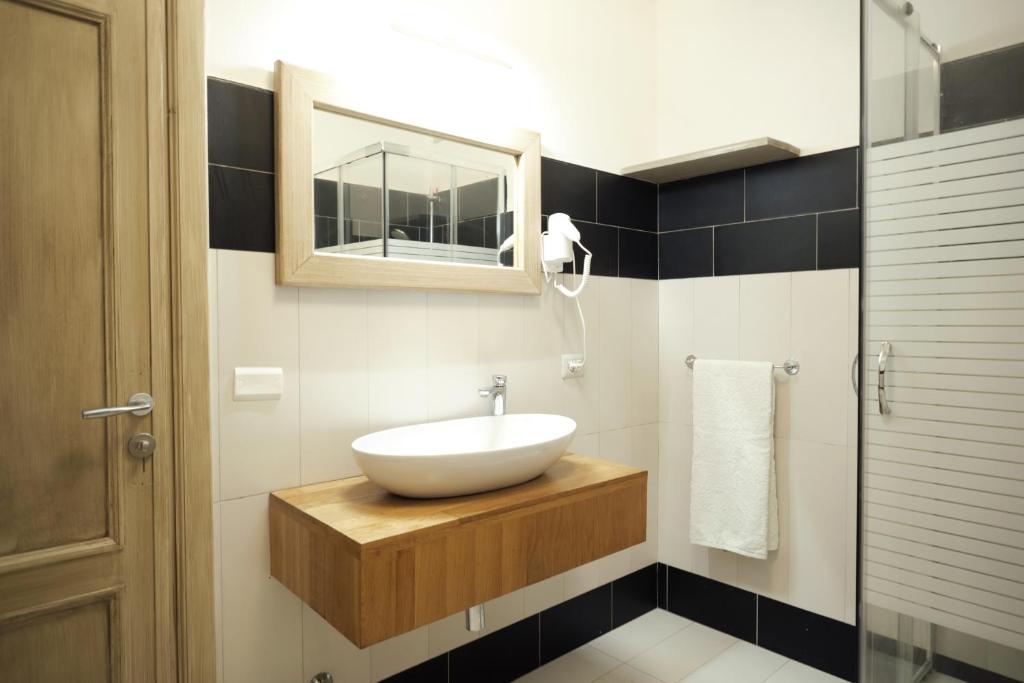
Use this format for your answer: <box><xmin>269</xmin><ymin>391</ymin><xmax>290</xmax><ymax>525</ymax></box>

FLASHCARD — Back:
<box><xmin>312</xmin><ymin>109</ymin><xmax>516</xmax><ymax>267</ymax></box>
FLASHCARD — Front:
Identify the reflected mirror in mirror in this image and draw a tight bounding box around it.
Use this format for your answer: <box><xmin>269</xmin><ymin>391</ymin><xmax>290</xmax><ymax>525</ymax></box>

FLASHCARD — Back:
<box><xmin>312</xmin><ymin>109</ymin><xmax>517</xmax><ymax>267</ymax></box>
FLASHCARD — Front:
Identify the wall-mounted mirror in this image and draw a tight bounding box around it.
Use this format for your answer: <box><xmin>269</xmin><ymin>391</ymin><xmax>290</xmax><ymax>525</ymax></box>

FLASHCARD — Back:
<box><xmin>276</xmin><ymin>61</ymin><xmax>541</xmax><ymax>293</ymax></box>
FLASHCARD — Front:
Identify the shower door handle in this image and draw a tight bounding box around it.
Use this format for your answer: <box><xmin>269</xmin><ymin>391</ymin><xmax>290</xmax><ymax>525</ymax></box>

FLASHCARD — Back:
<box><xmin>877</xmin><ymin>342</ymin><xmax>892</xmax><ymax>415</ymax></box>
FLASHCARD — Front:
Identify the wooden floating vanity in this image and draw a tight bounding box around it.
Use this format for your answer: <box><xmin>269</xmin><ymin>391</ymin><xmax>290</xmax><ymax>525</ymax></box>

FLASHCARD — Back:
<box><xmin>269</xmin><ymin>454</ymin><xmax>647</xmax><ymax>647</ymax></box>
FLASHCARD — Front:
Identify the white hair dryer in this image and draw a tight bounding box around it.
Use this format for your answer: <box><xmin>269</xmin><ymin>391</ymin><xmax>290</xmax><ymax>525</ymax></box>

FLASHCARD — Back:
<box><xmin>542</xmin><ymin>213</ymin><xmax>591</xmax><ymax>297</ymax></box>
<box><xmin>542</xmin><ymin>213</ymin><xmax>590</xmax><ymax>377</ymax></box>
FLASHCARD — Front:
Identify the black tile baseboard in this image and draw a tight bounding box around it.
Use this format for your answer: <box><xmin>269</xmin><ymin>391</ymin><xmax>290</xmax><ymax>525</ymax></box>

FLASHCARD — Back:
<box><xmin>664</xmin><ymin>564</ymin><xmax>758</xmax><ymax>642</ymax></box>
<box><xmin>450</xmin><ymin>616</ymin><xmax>539</xmax><ymax>683</ymax></box>
<box><xmin>661</xmin><ymin>565</ymin><xmax>858</xmax><ymax>682</ymax></box>
<box><xmin>758</xmin><ymin>596</ymin><xmax>858</xmax><ymax>682</ymax></box>
<box><xmin>540</xmin><ymin>584</ymin><xmax>613</xmax><ymax>664</ymax></box>
<box><xmin>383</xmin><ymin>653</ymin><xmax>448</xmax><ymax>682</ymax></box>
<box><xmin>382</xmin><ymin>566</ymin><xmax>655</xmax><ymax>683</ymax></box>
<box><xmin>612</xmin><ymin>563</ymin><xmax>658</xmax><ymax>628</ymax></box>
<box><xmin>380</xmin><ymin>563</ymin><xmax>859</xmax><ymax>683</ymax></box>
<box><xmin>657</xmin><ymin>563</ymin><xmax>668</xmax><ymax>609</ymax></box>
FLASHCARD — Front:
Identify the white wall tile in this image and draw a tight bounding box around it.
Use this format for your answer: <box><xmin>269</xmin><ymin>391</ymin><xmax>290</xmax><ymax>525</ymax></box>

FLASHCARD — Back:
<box><xmin>565</xmin><ymin>550</ymin><xmax>631</xmax><ymax>599</ymax></box>
<box><xmin>790</xmin><ymin>270</ymin><xmax>850</xmax><ymax>446</ymax></box>
<box><xmin>302</xmin><ymin>605</ymin><xmax>370</xmax><ymax>683</ymax></box>
<box><xmin>220</xmin><ymin>493</ymin><xmax>302</xmax><ymax>683</ymax></box>
<box><xmin>739</xmin><ymin>273</ymin><xmax>791</xmax><ymax>363</ymax></box>
<box><xmin>485</xmin><ymin>588</ymin><xmax>526</xmax><ymax>632</ymax></box>
<box><xmin>426</xmin><ymin>291</ymin><xmax>481</xmax><ymax>421</ymax></box>
<box><xmin>787</xmin><ymin>439</ymin><xmax>847</xmax><ymax>621</ymax></box>
<box><xmin>570</xmin><ymin>431</ymin><xmax>600</xmax><ymax>458</ymax></box>
<box><xmin>426</xmin><ymin>591</ymin><xmax>526</xmax><ymax>657</ymax></box>
<box><xmin>217</xmin><ymin>250</ymin><xmax>300</xmax><ymax>499</ymax></box>
<box><xmin>630</xmin><ymin>423</ymin><xmax>660</xmax><ymax>569</ymax></box>
<box><xmin>599</xmin><ymin>427</ymin><xmax>632</xmax><ymax>466</ymax></box>
<box><xmin>707</xmin><ymin>548</ymin><xmax>739</xmax><ymax>586</ymax></box>
<box><xmin>561</xmin><ymin>273</ymin><xmax>601</xmax><ymax>435</ymax></box>
<box><xmin>427</xmin><ymin>611</ymin><xmax>478</xmax><ymax>657</ymax></box>
<box><xmin>367</xmin><ymin>290</ymin><xmax>428</xmax><ymax>430</ymax></box>
<box><xmin>599</xmin><ymin>277</ymin><xmax>631</xmax><ymax>431</ymax></box>
<box><xmin>478</xmin><ymin>292</ymin><xmax>527</xmax><ymax>419</ymax></box>
<box><xmin>844</xmin><ymin>445</ymin><xmax>857</xmax><ymax>625</ymax></box>
<box><xmin>631</xmin><ymin>278</ymin><xmax>659</xmax><ymax>426</ymax></box>
<box><xmin>369</xmin><ymin>625</ymin><xmax>429</xmax><ymax>682</ymax></box>
<box><xmin>209</xmin><ymin>251</ymin><xmax>221</xmax><ymax>503</ymax></box>
<box><xmin>847</xmin><ymin>269</ymin><xmax>860</xmax><ymax>450</ymax></box>
<box><xmin>524</xmin><ymin>574</ymin><xmax>566</xmax><ymax>616</ymax></box>
<box><xmin>520</xmin><ymin>283</ymin><xmax>568</xmax><ymax>415</ymax></box>
<box><xmin>739</xmin><ymin>272</ymin><xmax>793</xmax><ymax>438</ymax></box>
<box><xmin>692</xmin><ymin>275</ymin><xmax>740</xmax><ymax>361</ymax></box>
<box><xmin>659</xmin><ymin>278</ymin><xmax>694</xmax><ymax>425</ymax></box>
<box><xmin>298</xmin><ymin>287</ymin><xmax>368</xmax><ymax>485</ymax></box>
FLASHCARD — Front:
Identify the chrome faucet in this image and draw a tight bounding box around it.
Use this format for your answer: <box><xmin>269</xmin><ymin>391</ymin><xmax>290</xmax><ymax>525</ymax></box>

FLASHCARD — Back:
<box><xmin>479</xmin><ymin>375</ymin><xmax>507</xmax><ymax>416</ymax></box>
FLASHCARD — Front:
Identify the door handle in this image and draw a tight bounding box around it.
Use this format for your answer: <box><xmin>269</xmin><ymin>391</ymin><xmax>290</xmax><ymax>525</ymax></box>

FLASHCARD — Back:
<box><xmin>877</xmin><ymin>342</ymin><xmax>892</xmax><ymax>415</ymax></box>
<box><xmin>82</xmin><ymin>393</ymin><xmax>154</xmax><ymax>419</ymax></box>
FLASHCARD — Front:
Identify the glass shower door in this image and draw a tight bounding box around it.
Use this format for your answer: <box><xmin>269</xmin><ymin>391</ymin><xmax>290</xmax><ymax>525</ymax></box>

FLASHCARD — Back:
<box><xmin>861</xmin><ymin>2</ymin><xmax>1024</xmax><ymax>682</ymax></box>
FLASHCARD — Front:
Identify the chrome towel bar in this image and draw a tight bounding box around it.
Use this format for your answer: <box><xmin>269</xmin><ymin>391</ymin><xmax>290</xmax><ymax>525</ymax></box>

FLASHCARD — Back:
<box><xmin>685</xmin><ymin>354</ymin><xmax>800</xmax><ymax>376</ymax></box>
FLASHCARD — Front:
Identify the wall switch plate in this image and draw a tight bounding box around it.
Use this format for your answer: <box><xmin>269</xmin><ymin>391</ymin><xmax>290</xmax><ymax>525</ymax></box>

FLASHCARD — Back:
<box><xmin>234</xmin><ymin>367</ymin><xmax>284</xmax><ymax>400</ymax></box>
<box><xmin>561</xmin><ymin>354</ymin><xmax>585</xmax><ymax>379</ymax></box>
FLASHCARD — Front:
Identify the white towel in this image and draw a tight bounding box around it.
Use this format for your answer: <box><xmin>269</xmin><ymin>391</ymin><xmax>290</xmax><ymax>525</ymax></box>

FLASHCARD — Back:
<box><xmin>689</xmin><ymin>359</ymin><xmax>778</xmax><ymax>559</ymax></box>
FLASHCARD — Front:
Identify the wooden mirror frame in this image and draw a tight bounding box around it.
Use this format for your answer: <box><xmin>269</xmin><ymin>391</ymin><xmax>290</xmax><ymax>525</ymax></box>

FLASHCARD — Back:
<box><xmin>275</xmin><ymin>61</ymin><xmax>542</xmax><ymax>294</ymax></box>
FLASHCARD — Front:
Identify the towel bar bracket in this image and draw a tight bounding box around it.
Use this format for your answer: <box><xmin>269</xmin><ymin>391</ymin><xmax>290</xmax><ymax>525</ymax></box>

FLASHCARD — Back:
<box><xmin>685</xmin><ymin>354</ymin><xmax>800</xmax><ymax>376</ymax></box>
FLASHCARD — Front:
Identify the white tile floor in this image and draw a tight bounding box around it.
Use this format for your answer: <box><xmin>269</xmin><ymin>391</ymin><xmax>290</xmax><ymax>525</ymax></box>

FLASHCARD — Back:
<box><xmin>516</xmin><ymin>609</ymin><xmax>846</xmax><ymax>683</ymax></box>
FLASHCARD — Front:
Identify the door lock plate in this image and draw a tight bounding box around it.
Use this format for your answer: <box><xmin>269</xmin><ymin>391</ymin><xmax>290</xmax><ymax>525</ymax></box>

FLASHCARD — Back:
<box><xmin>127</xmin><ymin>432</ymin><xmax>156</xmax><ymax>460</ymax></box>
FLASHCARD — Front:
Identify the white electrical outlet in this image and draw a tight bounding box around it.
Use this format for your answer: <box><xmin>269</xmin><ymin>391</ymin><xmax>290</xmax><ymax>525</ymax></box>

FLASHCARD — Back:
<box><xmin>561</xmin><ymin>354</ymin><xmax>585</xmax><ymax>379</ymax></box>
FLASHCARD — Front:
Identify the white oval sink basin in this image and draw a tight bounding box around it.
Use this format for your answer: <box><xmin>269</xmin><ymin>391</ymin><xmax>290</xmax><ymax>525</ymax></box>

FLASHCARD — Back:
<box><xmin>351</xmin><ymin>414</ymin><xmax>577</xmax><ymax>498</ymax></box>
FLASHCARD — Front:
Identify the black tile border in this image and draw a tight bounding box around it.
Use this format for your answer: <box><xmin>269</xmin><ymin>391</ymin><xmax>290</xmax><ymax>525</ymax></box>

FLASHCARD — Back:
<box><xmin>450</xmin><ymin>615</ymin><xmax>540</xmax><ymax>683</ymax></box>
<box><xmin>664</xmin><ymin>564</ymin><xmax>757</xmax><ymax>642</ymax></box>
<box><xmin>661</xmin><ymin>565</ymin><xmax>858</xmax><ymax>682</ymax></box>
<box><xmin>383</xmin><ymin>563</ymin><xmax>858</xmax><ymax>683</ymax></box>
<box><xmin>382</xmin><ymin>565</ymin><xmax>655</xmax><ymax>683</ymax></box>
<box><xmin>612</xmin><ymin>563</ymin><xmax>658</xmax><ymax>628</ymax></box>
<box><xmin>207</xmin><ymin>77</ymin><xmax>275</xmax><ymax>173</ymax></box>
<box><xmin>758</xmin><ymin>596</ymin><xmax>858</xmax><ymax>682</ymax></box>
<box><xmin>206</xmin><ymin>77</ymin><xmax>863</xmax><ymax>281</ymax></box>
<box><xmin>657</xmin><ymin>147</ymin><xmax>861</xmax><ymax>280</ymax></box>
<box><xmin>539</xmin><ymin>584</ymin><xmax>612</xmax><ymax>663</ymax></box>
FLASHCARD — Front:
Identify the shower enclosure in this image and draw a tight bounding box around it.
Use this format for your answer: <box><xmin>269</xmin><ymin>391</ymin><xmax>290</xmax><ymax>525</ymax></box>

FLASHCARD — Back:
<box><xmin>861</xmin><ymin>1</ymin><xmax>1024</xmax><ymax>681</ymax></box>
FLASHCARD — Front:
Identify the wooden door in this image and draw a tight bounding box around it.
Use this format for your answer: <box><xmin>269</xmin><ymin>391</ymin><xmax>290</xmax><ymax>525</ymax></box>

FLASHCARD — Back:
<box><xmin>0</xmin><ymin>0</ymin><xmax>175</xmax><ymax>679</ymax></box>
